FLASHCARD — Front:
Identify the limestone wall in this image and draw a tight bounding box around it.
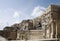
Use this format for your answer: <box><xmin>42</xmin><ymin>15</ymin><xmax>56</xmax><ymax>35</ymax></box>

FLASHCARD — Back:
<box><xmin>27</xmin><ymin>30</ymin><xmax>43</xmax><ymax>39</ymax></box>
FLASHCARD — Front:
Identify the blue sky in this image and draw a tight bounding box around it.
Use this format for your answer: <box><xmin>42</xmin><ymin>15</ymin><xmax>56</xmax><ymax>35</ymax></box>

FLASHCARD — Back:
<box><xmin>0</xmin><ymin>0</ymin><xmax>60</xmax><ymax>30</ymax></box>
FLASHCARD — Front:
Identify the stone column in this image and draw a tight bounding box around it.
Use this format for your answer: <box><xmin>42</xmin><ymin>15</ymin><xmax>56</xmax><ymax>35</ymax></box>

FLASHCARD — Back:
<box><xmin>51</xmin><ymin>22</ymin><xmax>54</xmax><ymax>38</ymax></box>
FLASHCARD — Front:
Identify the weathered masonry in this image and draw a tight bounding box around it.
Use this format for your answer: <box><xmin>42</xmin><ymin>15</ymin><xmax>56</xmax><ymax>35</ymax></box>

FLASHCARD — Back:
<box><xmin>40</xmin><ymin>5</ymin><xmax>60</xmax><ymax>39</ymax></box>
<box><xmin>0</xmin><ymin>5</ymin><xmax>60</xmax><ymax>40</ymax></box>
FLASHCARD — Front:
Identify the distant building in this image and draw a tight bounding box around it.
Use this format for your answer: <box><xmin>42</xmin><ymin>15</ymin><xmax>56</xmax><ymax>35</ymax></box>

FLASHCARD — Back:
<box><xmin>40</xmin><ymin>5</ymin><xmax>60</xmax><ymax>38</ymax></box>
<box><xmin>17</xmin><ymin>19</ymin><xmax>33</xmax><ymax>40</ymax></box>
<box><xmin>0</xmin><ymin>26</ymin><xmax>17</xmax><ymax>40</ymax></box>
<box><xmin>0</xmin><ymin>4</ymin><xmax>60</xmax><ymax>40</ymax></box>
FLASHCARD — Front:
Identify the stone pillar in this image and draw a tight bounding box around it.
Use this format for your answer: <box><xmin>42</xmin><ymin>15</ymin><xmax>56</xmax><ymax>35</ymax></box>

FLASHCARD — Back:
<box><xmin>51</xmin><ymin>22</ymin><xmax>54</xmax><ymax>38</ymax></box>
<box><xmin>56</xmin><ymin>21</ymin><xmax>57</xmax><ymax>38</ymax></box>
<box><xmin>17</xmin><ymin>31</ymin><xmax>20</xmax><ymax>39</ymax></box>
<box><xmin>17</xmin><ymin>33</ymin><xmax>20</xmax><ymax>39</ymax></box>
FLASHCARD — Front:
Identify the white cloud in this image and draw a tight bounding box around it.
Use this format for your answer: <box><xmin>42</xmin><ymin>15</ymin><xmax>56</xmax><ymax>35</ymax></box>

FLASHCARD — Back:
<box><xmin>11</xmin><ymin>20</ymin><xmax>21</xmax><ymax>25</ymax></box>
<box><xmin>0</xmin><ymin>21</ymin><xmax>8</xmax><ymax>30</ymax></box>
<box><xmin>0</xmin><ymin>6</ymin><xmax>46</xmax><ymax>30</ymax></box>
<box><xmin>13</xmin><ymin>11</ymin><xmax>20</xmax><ymax>18</ymax></box>
<box><xmin>31</xmin><ymin>6</ymin><xmax>45</xmax><ymax>18</ymax></box>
